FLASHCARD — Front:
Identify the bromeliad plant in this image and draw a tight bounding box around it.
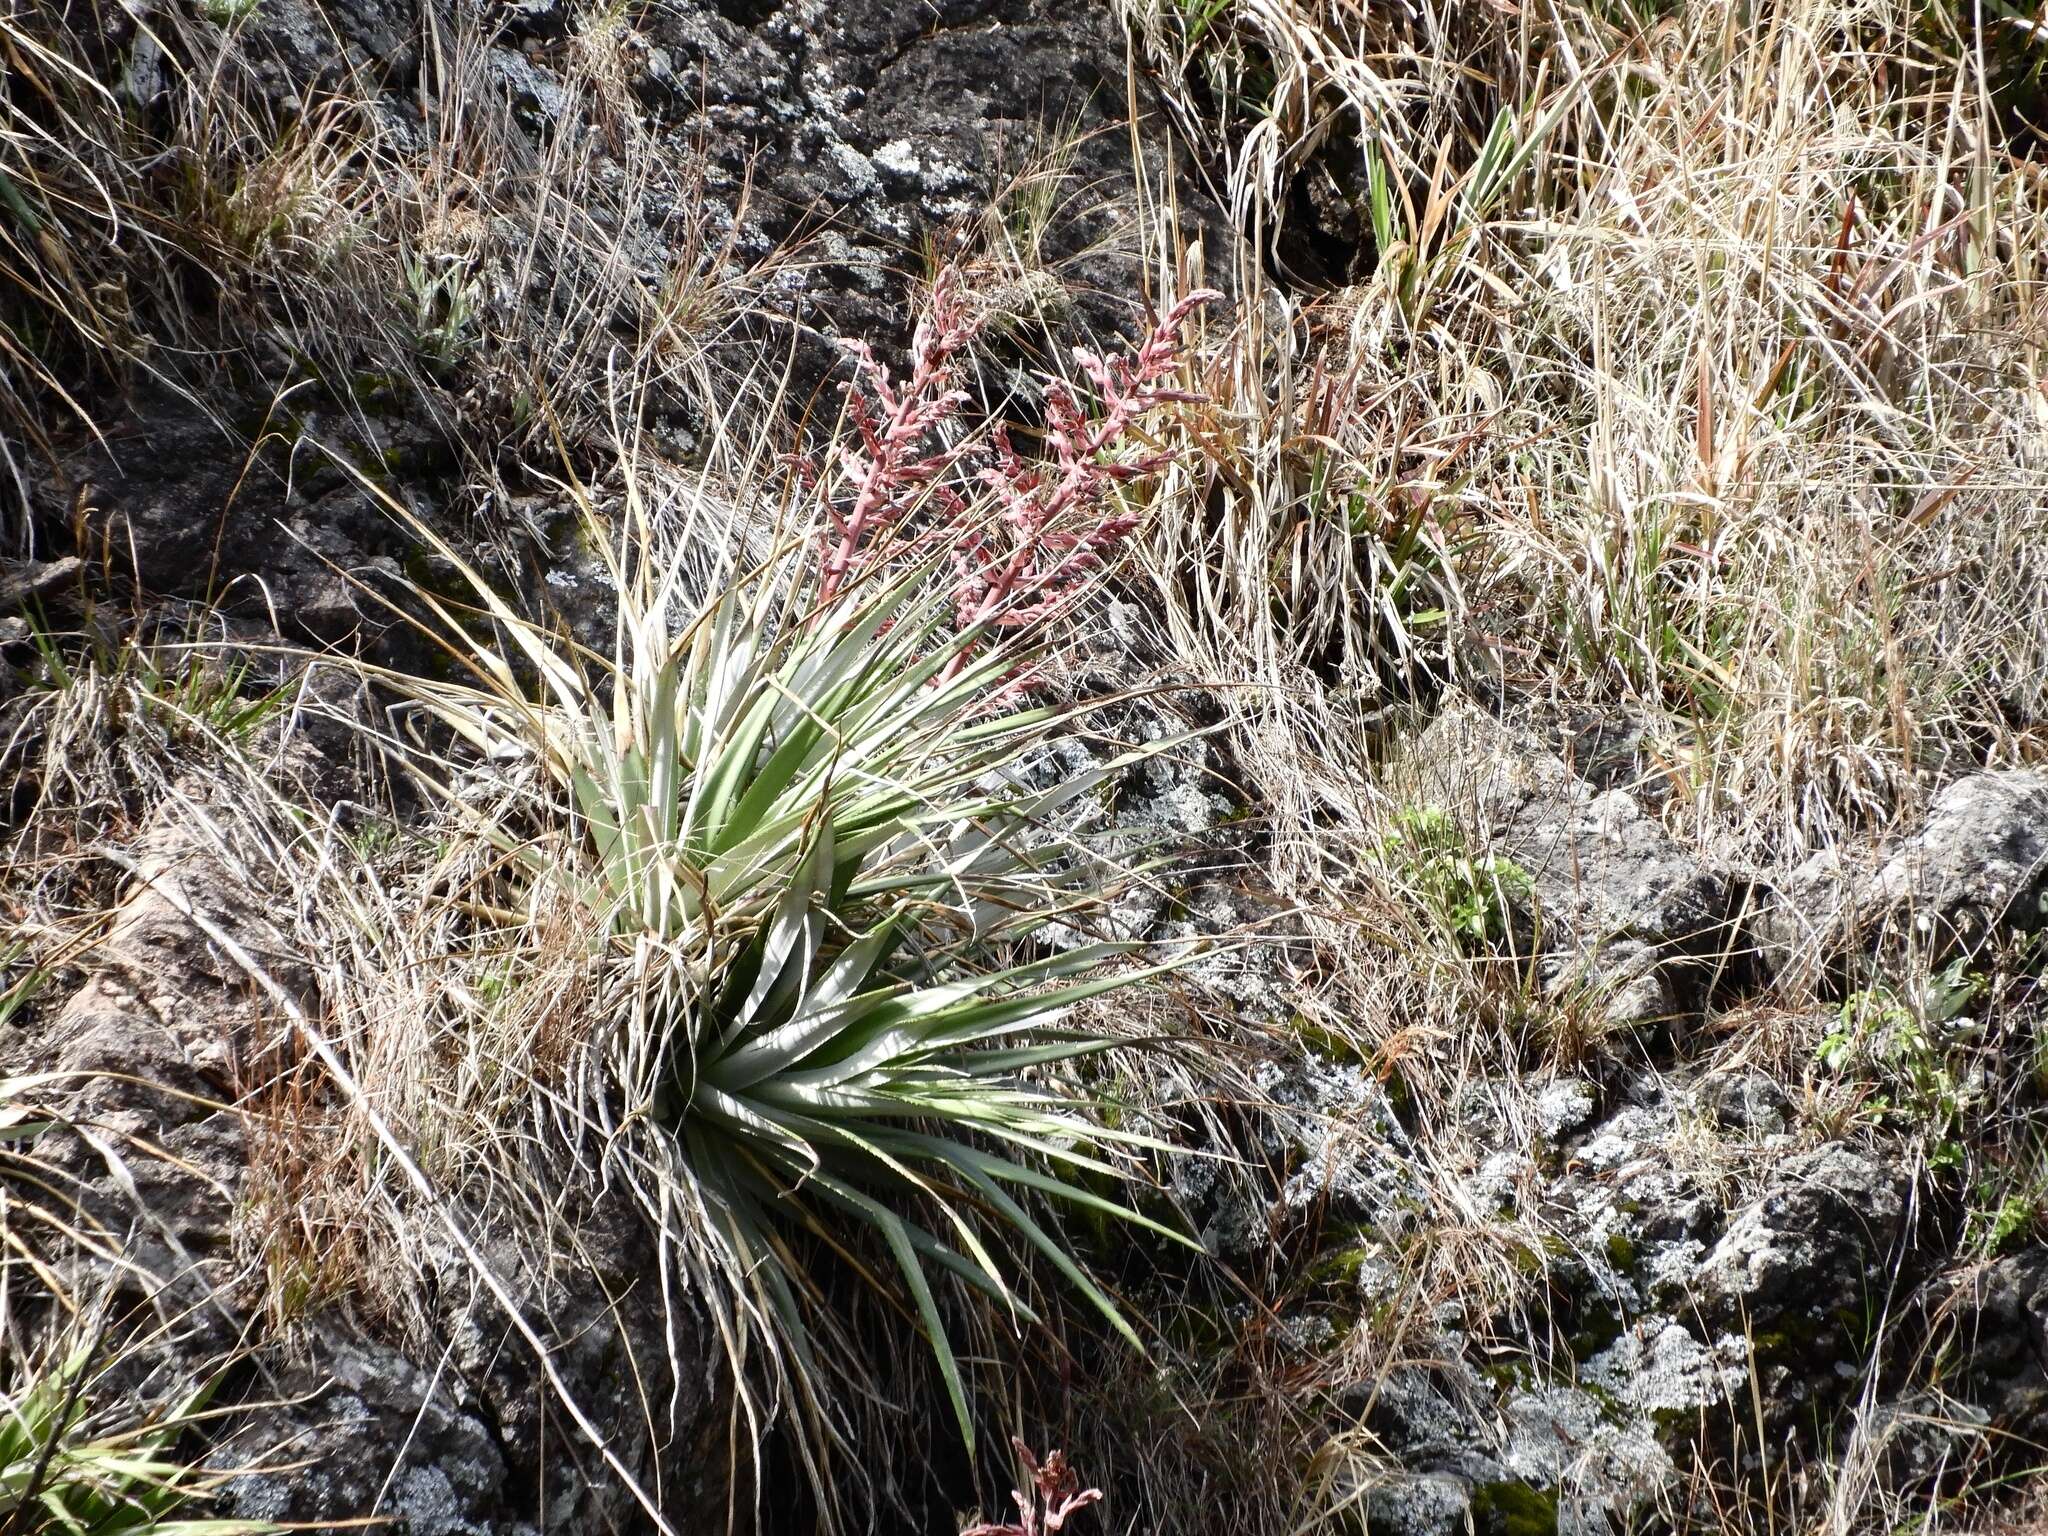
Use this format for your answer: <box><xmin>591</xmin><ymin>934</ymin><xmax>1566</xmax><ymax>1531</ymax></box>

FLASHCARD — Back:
<box><xmin>373</xmin><ymin>303</ymin><xmax>1212</xmax><ymax>1470</ymax></box>
<box><xmin>0</xmin><ymin>1344</ymin><xmax>276</xmax><ymax>1536</ymax></box>
<box><xmin>392</xmin><ymin>503</ymin><xmax>1189</xmax><ymax>1461</ymax></box>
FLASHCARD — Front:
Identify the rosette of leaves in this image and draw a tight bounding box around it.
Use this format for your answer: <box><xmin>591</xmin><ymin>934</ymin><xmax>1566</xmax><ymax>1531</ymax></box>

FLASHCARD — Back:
<box><xmin>381</xmin><ymin>480</ymin><xmax>1193</xmax><ymax>1460</ymax></box>
<box><xmin>0</xmin><ymin>1346</ymin><xmax>275</xmax><ymax>1536</ymax></box>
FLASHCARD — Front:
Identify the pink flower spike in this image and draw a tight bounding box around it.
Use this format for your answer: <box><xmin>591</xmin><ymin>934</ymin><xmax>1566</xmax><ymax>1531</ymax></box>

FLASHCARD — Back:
<box><xmin>958</xmin><ymin>1442</ymin><xmax>1103</xmax><ymax>1536</ymax></box>
<box><xmin>942</xmin><ymin>286</ymin><xmax>1219</xmax><ymax>672</ymax></box>
<box><xmin>811</xmin><ymin>265</ymin><xmax>982</xmax><ymax>604</ymax></box>
<box><xmin>803</xmin><ymin>267</ymin><xmax>1215</xmax><ymax>678</ymax></box>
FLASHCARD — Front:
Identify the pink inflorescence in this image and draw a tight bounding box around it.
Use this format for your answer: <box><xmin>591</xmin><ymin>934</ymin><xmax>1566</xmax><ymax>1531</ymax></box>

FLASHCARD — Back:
<box><xmin>815</xmin><ymin>264</ymin><xmax>978</xmax><ymax>605</ymax></box>
<box><xmin>953</xmin><ymin>288</ymin><xmax>1217</xmax><ymax>643</ymax></box>
<box><xmin>959</xmin><ymin>1440</ymin><xmax>1103</xmax><ymax>1536</ymax></box>
<box><xmin>811</xmin><ymin>266</ymin><xmax>1219</xmax><ymax>666</ymax></box>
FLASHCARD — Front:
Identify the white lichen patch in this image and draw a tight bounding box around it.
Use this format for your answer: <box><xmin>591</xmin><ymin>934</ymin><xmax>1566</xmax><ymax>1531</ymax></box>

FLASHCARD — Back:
<box><xmin>872</xmin><ymin>138</ymin><xmax>920</xmax><ymax>177</ymax></box>
<box><xmin>1584</xmin><ymin>1317</ymin><xmax>1748</xmax><ymax>1415</ymax></box>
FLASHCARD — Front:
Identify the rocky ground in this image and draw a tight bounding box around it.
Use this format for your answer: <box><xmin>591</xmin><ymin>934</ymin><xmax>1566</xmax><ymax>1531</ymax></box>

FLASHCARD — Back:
<box><xmin>5</xmin><ymin>0</ymin><xmax>2048</xmax><ymax>1534</ymax></box>
<box><xmin>1105</xmin><ymin>691</ymin><xmax>2048</xmax><ymax>1536</ymax></box>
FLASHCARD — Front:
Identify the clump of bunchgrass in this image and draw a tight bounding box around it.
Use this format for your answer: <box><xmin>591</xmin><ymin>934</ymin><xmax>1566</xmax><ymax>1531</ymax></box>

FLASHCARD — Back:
<box><xmin>0</xmin><ymin>0</ymin><xmax>780</xmax><ymax>551</ymax></box>
<box><xmin>1124</xmin><ymin>0</ymin><xmax>2048</xmax><ymax>884</ymax></box>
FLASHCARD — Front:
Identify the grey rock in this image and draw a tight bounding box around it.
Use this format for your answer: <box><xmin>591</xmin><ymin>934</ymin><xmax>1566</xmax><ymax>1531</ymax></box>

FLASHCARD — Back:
<box><xmin>0</xmin><ymin>555</ymin><xmax>85</xmax><ymax>608</ymax></box>
<box><xmin>626</xmin><ymin>0</ymin><xmax>1237</xmax><ymax>384</ymax></box>
<box><xmin>1534</xmin><ymin>1078</ymin><xmax>1601</xmax><ymax>1143</ymax></box>
<box><xmin>1868</xmin><ymin>771</ymin><xmax>2048</xmax><ymax>955</ymax></box>
<box><xmin>45</xmin><ymin>0</ymin><xmax>1237</xmax><ymax>659</ymax></box>
<box><xmin>223</xmin><ymin>0</ymin><xmax>421</xmax><ymax>111</ymax></box>
<box><xmin>1501</xmin><ymin>1385</ymin><xmax>1676</xmax><ymax>1531</ymax></box>
<box><xmin>220</xmin><ymin>1328</ymin><xmax>509</xmax><ymax>1535</ymax></box>
<box><xmin>1929</xmin><ymin>1248</ymin><xmax>2048</xmax><ymax>1451</ymax></box>
<box><xmin>51</xmin><ymin>391</ymin><xmax>417</xmax><ymax>649</ymax></box>
<box><xmin>1539</xmin><ymin>935</ymin><xmax>1675</xmax><ymax>1030</ymax></box>
<box><xmin>1698</xmin><ymin>1145</ymin><xmax>1907</xmax><ymax>1330</ymax></box>
<box><xmin>1751</xmin><ymin>846</ymin><xmax>1869</xmax><ymax>982</ymax></box>
<box><xmin>1582</xmin><ymin>1318</ymin><xmax>1746</xmax><ymax>1416</ymax></box>
<box><xmin>1756</xmin><ymin>771</ymin><xmax>2048</xmax><ymax>976</ymax></box>
<box><xmin>1854</xmin><ymin>1390</ymin><xmax>1992</xmax><ymax>1497</ymax></box>
<box><xmin>1406</xmin><ymin>699</ymin><xmax>1745</xmax><ymax>1019</ymax></box>
<box><xmin>1005</xmin><ymin>693</ymin><xmax>1236</xmax><ymax>951</ymax></box>
<box><xmin>1359</xmin><ymin>1471</ymin><xmax>1473</xmax><ymax>1536</ymax></box>
<box><xmin>1696</xmin><ymin>1072</ymin><xmax>1795</xmax><ymax>1138</ymax></box>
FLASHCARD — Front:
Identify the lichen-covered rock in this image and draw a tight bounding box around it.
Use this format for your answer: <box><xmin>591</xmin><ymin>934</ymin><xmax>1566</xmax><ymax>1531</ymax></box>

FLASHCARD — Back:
<box><xmin>1532</xmin><ymin>1076</ymin><xmax>1600</xmax><ymax>1143</ymax></box>
<box><xmin>1854</xmin><ymin>1389</ymin><xmax>1992</xmax><ymax>1500</ymax></box>
<box><xmin>1358</xmin><ymin>1470</ymin><xmax>1475</xmax><ymax>1536</ymax></box>
<box><xmin>1694</xmin><ymin>1072</ymin><xmax>1795</xmax><ymax>1139</ymax></box>
<box><xmin>1581</xmin><ymin>1318</ymin><xmax>1746</xmax><ymax>1418</ymax></box>
<box><xmin>1351</xmin><ymin>1329</ymin><xmax>1734</xmax><ymax>1536</ymax></box>
<box><xmin>624</xmin><ymin>0</ymin><xmax>1236</xmax><ymax>363</ymax></box>
<box><xmin>1868</xmin><ymin>771</ymin><xmax>2048</xmax><ymax>954</ymax></box>
<box><xmin>1755</xmin><ymin>770</ymin><xmax>2048</xmax><ymax>976</ymax></box>
<box><xmin>1699</xmin><ymin>1145</ymin><xmax>1906</xmax><ymax>1328</ymax></box>
<box><xmin>1927</xmin><ymin>1249</ymin><xmax>2048</xmax><ymax>1456</ymax></box>
<box><xmin>1243</xmin><ymin>1056</ymin><xmax>1953</xmax><ymax>1536</ymax></box>
<box><xmin>1405</xmin><ymin>699</ymin><xmax>1747</xmax><ymax>1022</ymax></box>
<box><xmin>1501</xmin><ymin>1384</ymin><xmax>1676</xmax><ymax>1531</ymax></box>
<box><xmin>1357</xmin><ymin>1354</ymin><xmax>1503</xmax><ymax>1486</ymax></box>
<box><xmin>1184</xmin><ymin>1054</ymin><xmax>1425</xmax><ymax>1259</ymax></box>
<box><xmin>1537</xmin><ymin>1084</ymin><xmax>1724</xmax><ymax>1314</ymax></box>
